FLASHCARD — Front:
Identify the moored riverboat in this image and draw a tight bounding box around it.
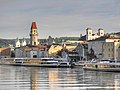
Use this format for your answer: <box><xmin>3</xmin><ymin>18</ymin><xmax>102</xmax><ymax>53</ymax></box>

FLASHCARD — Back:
<box><xmin>0</xmin><ymin>58</ymin><xmax>74</xmax><ymax>68</ymax></box>
<box><xmin>83</xmin><ymin>59</ymin><xmax>120</xmax><ymax>72</ymax></box>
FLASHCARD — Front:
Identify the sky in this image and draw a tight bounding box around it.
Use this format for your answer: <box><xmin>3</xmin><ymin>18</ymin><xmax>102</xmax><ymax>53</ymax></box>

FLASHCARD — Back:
<box><xmin>0</xmin><ymin>0</ymin><xmax>120</xmax><ymax>39</ymax></box>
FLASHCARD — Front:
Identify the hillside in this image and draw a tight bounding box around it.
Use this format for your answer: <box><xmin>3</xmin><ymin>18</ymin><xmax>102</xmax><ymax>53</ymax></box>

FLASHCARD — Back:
<box><xmin>0</xmin><ymin>39</ymin><xmax>15</xmax><ymax>47</ymax></box>
<box><xmin>0</xmin><ymin>37</ymin><xmax>80</xmax><ymax>47</ymax></box>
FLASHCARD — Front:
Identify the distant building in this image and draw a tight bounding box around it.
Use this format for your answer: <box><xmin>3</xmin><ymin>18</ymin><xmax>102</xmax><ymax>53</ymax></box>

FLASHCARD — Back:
<box><xmin>87</xmin><ymin>36</ymin><xmax>107</xmax><ymax>59</ymax></box>
<box><xmin>15</xmin><ymin>22</ymin><xmax>46</xmax><ymax>58</ymax></box>
<box><xmin>75</xmin><ymin>43</ymin><xmax>88</xmax><ymax>61</ymax></box>
<box><xmin>0</xmin><ymin>48</ymin><xmax>11</xmax><ymax>58</ymax></box>
<box><xmin>48</xmin><ymin>43</ymin><xmax>77</xmax><ymax>57</ymax></box>
<box><xmin>62</xmin><ymin>51</ymin><xmax>80</xmax><ymax>62</ymax></box>
<box><xmin>86</xmin><ymin>28</ymin><xmax>105</xmax><ymax>41</ymax></box>
<box><xmin>118</xmin><ymin>46</ymin><xmax>120</xmax><ymax>60</ymax></box>
<box><xmin>102</xmin><ymin>41</ymin><xmax>120</xmax><ymax>60</ymax></box>
<box><xmin>15</xmin><ymin>37</ymin><xmax>27</xmax><ymax>47</ymax></box>
<box><xmin>15</xmin><ymin>46</ymin><xmax>45</xmax><ymax>58</ymax></box>
<box><xmin>15</xmin><ymin>37</ymin><xmax>21</xmax><ymax>47</ymax></box>
<box><xmin>48</xmin><ymin>44</ymin><xmax>63</xmax><ymax>56</ymax></box>
<box><xmin>21</xmin><ymin>38</ymin><xmax>27</xmax><ymax>46</ymax></box>
<box><xmin>88</xmin><ymin>34</ymin><xmax>120</xmax><ymax>59</ymax></box>
<box><xmin>30</xmin><ymin>22</ymin><xmax>39</xmax><ymax>46</ymax></box>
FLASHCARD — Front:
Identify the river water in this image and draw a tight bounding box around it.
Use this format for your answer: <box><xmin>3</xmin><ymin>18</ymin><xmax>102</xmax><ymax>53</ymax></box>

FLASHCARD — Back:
<box><xmin>0</xmin><ymin>65</ymin><xmax>120</xmax><ymax>90</ymax></box>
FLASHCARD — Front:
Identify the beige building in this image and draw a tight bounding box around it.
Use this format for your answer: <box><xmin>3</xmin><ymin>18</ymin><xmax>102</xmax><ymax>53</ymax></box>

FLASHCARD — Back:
<box><xmin>102</xmin><ymin>41</ymin><xmax>120</xmax><ymax>60</ymax></box>
<box><xmin>48</xmin><ymin>44</ymin><xmax>77</xmax><ymax>56</ymax></box>
<box><xmin>48</xmin><ymin>44</ymin><xmax>62</xmax><ymax>56</ymax></box>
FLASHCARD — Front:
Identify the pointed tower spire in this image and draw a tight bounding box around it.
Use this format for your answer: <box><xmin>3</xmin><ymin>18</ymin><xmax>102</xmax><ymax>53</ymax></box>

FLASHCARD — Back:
<box><xmin>31</xmin><ymin>22</ymin><xmax>37</xmax><ymax>29</ymax></box>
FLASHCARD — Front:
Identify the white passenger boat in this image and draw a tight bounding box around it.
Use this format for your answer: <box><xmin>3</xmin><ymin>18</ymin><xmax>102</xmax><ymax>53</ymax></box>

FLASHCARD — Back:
<box><xmin>59</xmin><ymin>61</ymin><xmax>72</xmax><ymax>67</ymax></box>
<box><xmin>83</xmin><ymin>59</ymin><xmax>120</xmax><ymax>72</ymax></box>
<box><xmin>0</xmin><ymin>58</ymin><xmax>73</xmax><ymax>68</ymax></box>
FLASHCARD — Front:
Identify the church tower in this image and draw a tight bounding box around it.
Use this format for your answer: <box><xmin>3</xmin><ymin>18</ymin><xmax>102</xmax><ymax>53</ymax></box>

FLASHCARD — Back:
<box><xmin>98</xmin><ymin>28</ymin><xmax>104</xmax><ymax>36</ymax></box>
<box><xmin>21</xmin><ymin>37</ymin><xmax>27</xmax><ymax>46</ymax></box>
<box><xmin>30</xmin><ymin>22</ymin><xmax>39</xmax><ymax>46</ymax></box>
<box><xmin>15</xmin><ymin>37</ymin><xmax>20</xmax><ymax>47</ymax></box>
<box><xmin>86</xmin><ymin>27</ymin><xmax>92</xmax><ymax>41</ymax></box>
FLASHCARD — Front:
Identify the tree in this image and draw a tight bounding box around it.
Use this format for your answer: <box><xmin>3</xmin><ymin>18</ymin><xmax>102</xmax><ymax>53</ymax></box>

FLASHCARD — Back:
<box><xmin>87</xmin><ymin>48</ymin><xmax>96</xmax><ymax>60</ymax></box>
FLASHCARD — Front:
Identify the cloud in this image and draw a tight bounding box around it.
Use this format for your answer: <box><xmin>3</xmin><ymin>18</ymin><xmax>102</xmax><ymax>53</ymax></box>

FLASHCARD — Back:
<box><xmin>0</xmin><ymin>0</ymin><xmax>120</xmax><ymax>39</ymax></box>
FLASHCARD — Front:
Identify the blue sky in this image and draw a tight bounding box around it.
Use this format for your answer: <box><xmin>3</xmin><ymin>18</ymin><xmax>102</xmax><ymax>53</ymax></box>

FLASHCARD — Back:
<box><xmin>0</xmin><ymin>0</ymin><xmax>120</xmax><ymax>39</ymax></box>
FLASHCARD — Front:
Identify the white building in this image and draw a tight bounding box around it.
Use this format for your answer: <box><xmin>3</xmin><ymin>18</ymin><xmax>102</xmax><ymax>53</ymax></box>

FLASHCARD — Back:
<box><xmin>21</xmin><ymin>38</ymin><xmax>27</xmax><ymax>46</ymax></box>
<box><xmin>86</xmin><ymin>28</ymin><xmax>105</xmax><ymax>41</ymax></box>
<box><xmin>15</xmin><ymin>37</ymin><xmax>21</xmax><ymax>47</ymax></box>
<box><xmin>15</xmin><ymin>37</ymin><xmax>27</xmax><ymax>47</ymax></box>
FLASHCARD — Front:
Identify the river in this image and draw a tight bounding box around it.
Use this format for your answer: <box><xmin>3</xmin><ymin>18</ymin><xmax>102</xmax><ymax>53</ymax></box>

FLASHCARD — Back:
<box><xmin>0</xmin><ymin>65</ymin><xmax>120</xmax><ymax>90</ymax></box>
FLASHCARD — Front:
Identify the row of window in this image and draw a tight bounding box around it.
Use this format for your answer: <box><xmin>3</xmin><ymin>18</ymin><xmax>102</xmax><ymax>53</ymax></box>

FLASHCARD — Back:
<box><xmin>103</xmin><ymin>48</ymin><xmax>114</xmax><ymax>52</ymax></box>
<box><xmin>104</xmin><ymin>43</ymin><xmax>113</xmax><ymax>46</ymax></box>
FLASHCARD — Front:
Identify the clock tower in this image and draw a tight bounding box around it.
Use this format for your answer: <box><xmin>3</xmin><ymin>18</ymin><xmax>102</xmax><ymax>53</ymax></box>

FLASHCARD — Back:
<box><xmin>30</xmin><ymin>22</ymin><xmax>39</xmax><ymax>46</ymax></box>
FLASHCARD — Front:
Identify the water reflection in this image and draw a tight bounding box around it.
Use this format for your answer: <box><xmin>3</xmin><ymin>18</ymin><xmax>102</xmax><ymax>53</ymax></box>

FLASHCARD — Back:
<box><xmin>30</xmin><ymin>68</ymin><xmax>38</xmax><ymax>90</ymax></box>
<box><xmin>48</xmin><ymin>69</ymin><xmax>58</xmax><ymax>89</ymax></box>
<box><xmin>0</xmin><ymin>66</ymin><xmax>120</xmax><ymax>90</ymax></box>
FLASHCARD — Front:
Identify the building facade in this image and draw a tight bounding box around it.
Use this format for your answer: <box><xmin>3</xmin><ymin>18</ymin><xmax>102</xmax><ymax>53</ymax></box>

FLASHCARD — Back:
<box><xmin>15</xmin><ymin>22</ymin><xmax>45</xmax><ymax>58</ymax></box>
<box><xmin>102</xmin><ymin>41</ymin><xmax>120</xmax><ymax>60</ymax></box>
<box><xmin>48</xmin><ymin>43</ymin><xmax>77</xmax><ymax>57</ymax></box>
<box><xmin>0</xmin><ymin>48</ymin><xmax>11</xmax><ymax>58</ymax></box>
<box><xmin>61</xmin><ymin>51</ymin><xmax>80</xmax><ymax>62</ymax></box>
<box><xmin>88</xmin><ymin>40</ymin><xmax>104</xmax><ymax>59</ymax></box>
<box><xmin>75</xmin><ymin>43</ymin><xmax>88</xmax><ymax>60</ymax></box>
<box><xmin>15</xmin><ymin>37</ymin><xmax>27</xmax><ymax>47</ymax></box>
<box><xmin>86</xmin><ymin>28</ymin><xmax>105</xmax><ymax>41</ymax></box>
<box><xmin>15</xmin><ymin>46</ymin><xmax>46</xmax><ymax>58</ymax></box>
<box><xmin>118</xmin><ymin>46</ymin><xmax>120</xmax><ymax>60</ymax></box>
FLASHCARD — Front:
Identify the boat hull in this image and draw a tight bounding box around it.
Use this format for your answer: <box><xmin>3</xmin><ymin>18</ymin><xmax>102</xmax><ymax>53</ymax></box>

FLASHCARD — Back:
<box><xmin>0</xmin><ymin>59</ymin><xmax>73</xmax><ymax>68</ymax></box>
<box><xmin>83</xmin><ymin>67</ymin><xmax>120</xmax><ymax>72</ymax></box>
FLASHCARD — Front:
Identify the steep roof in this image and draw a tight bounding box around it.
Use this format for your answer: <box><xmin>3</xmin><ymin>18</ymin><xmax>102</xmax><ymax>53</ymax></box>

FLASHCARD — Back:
<box><xmin>31</xmin><ymin>22</ymin><xmax>37</xmax><ymax>29</ymax></box>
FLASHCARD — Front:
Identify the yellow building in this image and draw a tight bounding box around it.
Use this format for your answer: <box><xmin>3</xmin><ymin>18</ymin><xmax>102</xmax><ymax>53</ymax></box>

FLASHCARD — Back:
<box><xmin>102</xmin><ymin>41</ymin><xmax>120</xmax><ymax>60</ymax></box>
<box><xmin>48</xmin><ymin>44</ymin><xmax>62</xmax><ymax>56</ymax></box>
<box><xmin>48</xmin><ymin>44</ymin><xmax>77</xmax><ymax>56</ymax></box>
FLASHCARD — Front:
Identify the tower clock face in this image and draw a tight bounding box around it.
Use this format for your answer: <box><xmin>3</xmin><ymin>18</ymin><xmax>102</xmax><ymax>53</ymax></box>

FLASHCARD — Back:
<box><xmin>33</xmin><ymin>37</ymin><xmax>35</xmax><ymax>40</ymax></box>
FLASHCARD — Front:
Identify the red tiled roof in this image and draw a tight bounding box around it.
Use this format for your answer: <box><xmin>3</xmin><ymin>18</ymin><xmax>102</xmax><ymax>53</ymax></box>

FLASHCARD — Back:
<box><xmin>31</xmin><ymin>22</ymin><xmax>37</xmax><ymax>29</ymax></box>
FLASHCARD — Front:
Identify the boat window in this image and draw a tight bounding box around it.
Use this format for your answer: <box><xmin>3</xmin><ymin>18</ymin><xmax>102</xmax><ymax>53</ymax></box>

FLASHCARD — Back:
<box><xmin>60</xmin><ymin>63</ymin><xmax>67</xmax><ymax>65</ymax></box>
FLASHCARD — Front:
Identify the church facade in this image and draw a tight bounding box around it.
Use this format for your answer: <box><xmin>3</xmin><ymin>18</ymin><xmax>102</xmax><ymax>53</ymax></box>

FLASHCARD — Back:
<box><xmin>15</xmin><ymin>22</ymin><xmax>46</xmax><ymax>58</ymax></box>
<box><xmin>86</xmin><ymin>28</ymin><xmax>105</xmax><ymax>41</ymax></box>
